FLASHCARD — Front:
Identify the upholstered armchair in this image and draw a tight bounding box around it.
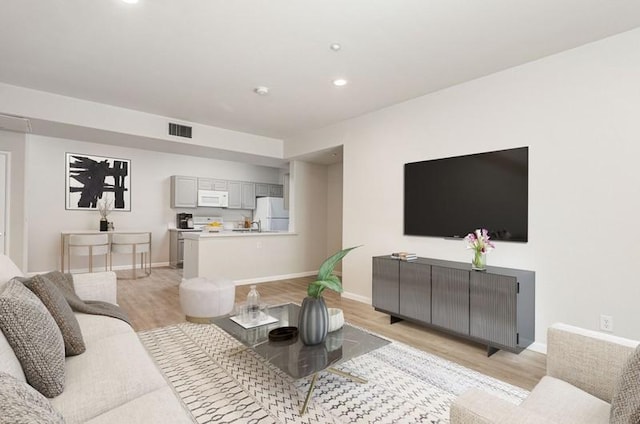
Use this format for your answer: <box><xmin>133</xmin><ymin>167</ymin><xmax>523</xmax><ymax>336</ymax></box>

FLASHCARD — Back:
<box><xmin>450</xmin><ymin>323</ymin><xmax>639</xmax><ymax>424</ymax></box>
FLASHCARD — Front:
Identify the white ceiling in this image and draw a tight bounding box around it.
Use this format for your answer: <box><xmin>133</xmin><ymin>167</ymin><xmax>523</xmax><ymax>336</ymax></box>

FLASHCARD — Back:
<box><xmin>1</xmin><ymin>0</ymin><xmax>640</xmax><ymax>141</ymax></box>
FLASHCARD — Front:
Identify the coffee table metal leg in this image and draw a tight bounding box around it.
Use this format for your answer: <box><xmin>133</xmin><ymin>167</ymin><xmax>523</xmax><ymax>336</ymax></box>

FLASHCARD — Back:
<box><xmin>327</xmin><ymin>367</ymin><xmax>367</xmax><ymax>384</ymax></box>
<box><xmin>300</xmin><ymin>373</ymin><xmax>319</xmax><ymax>415</ymax></box>
<box><xmin>299</xmin><ymin>369</ymin><xmax>367</xmax><ymax>415</ymax></box>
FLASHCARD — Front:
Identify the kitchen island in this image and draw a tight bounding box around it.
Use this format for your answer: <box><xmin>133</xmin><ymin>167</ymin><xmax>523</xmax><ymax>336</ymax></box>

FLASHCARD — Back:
<box><xmin>183</xmin><ymin>231</ymin><xmax>317</xmax><ymax>283</ymax></box>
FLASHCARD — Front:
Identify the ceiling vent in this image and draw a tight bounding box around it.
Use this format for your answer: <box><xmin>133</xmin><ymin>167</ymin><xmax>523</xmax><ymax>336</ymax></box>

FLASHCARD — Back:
<box><xmin>168</xmin><ymin>122</ymin><xmax>192</xmax><ymax>138</ymax></box>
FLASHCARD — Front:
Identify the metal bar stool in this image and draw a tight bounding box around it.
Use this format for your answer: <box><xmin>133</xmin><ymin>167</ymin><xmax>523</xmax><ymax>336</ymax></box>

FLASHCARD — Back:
<box><xmin>67</xmin><ymin>234</ymin><xmax>110</xmax><ymax>274</ymax></box>
<box><xmin>110</xmin><ymin>233</ymin><xmax>152</xmax><ymax>279</ymax></box>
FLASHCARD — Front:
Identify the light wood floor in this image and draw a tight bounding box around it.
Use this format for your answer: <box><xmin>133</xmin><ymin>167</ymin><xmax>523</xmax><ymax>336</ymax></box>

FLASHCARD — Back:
<box><xmin>116</xmin><ymin>266</ymin><xmax>546</xmax><ymax>390</ymax></box>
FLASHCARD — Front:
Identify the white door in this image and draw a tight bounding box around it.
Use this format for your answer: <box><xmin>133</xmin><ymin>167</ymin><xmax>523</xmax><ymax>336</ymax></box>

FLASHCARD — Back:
<box><xmin>0</xmin><ymin>153</ymin><xmax>6</xmax><ymax>255</ymax></box>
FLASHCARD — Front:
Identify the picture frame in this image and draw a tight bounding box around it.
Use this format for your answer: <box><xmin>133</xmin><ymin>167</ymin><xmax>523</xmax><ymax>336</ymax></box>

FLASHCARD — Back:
<box><xmin>65</xmin><ymin>153</ymin><xmax>131</xmax><ymax>211</ymax></box>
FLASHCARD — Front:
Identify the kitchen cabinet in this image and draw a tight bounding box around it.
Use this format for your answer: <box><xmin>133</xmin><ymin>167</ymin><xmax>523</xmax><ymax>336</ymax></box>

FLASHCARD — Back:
<box><xmin>255</xmin><ymin>183</ymin><xmax>284</xmax><ymax>198</ymax></box>
<box><xmin>169</xmin><ymin>230</ymin><xmax>184</xmax><ymax>268</ymax></box>
<box><xmin>255</xmin><ymin>183</ymin><xmax>270</xmax><ymax>197</ymax></box>
<box><xmin>371</xmin><ymin>256</ymin><xmax>535</xmax><ymax>355</ymax></box>
<box><xmin>283</xmin><ymin>173</ymin><xmax>290</xmax><ymax>210</ymax></box>
<box><xmin>198</xmin><ymin>178</ymin><xmax>227</xmax><ymax>191</ymax></box>
<box><xmin>241</xmin><ymin>182</ymin><xmax>256</xmax><ymax>209</ymax></box>
<box><xmin>227</xmin><ymin>181</ymin><xmax>242</xmax><ymax>208</ymax></box>
<box><xmin>269</xmin><ymin>184</ymin><xmax>283</xmax><ymax>197</ymax></box>
<box><xmin>171</xmin><ymin>176</ymin><xmax>198</xmax><ymax>208</ymax></box>
<box><xmin>227</xmin><ymin>181</ymin><xmax>256</xmax><ymax>209</ymax></box>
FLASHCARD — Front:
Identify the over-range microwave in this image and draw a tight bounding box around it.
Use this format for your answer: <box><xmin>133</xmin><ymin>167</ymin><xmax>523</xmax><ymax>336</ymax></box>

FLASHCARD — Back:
<box><xmin>197</xmin><ymin>190</ymin><xmax>229</xmax><ymax>208</ymax></box>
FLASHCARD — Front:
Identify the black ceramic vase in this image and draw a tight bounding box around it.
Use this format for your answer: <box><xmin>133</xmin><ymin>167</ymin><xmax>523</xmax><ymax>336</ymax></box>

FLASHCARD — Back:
<box><xmin>298</xmin><ymin>296</ymin><xmax>329</xmax><ymax>345</ymax></box>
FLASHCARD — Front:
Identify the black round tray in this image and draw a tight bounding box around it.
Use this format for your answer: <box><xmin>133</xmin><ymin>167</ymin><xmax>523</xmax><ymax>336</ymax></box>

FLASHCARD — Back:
<box><xmin>268</xmin><ymin>326</ymin><xmax>298</xmax><ymax>342</ymax></box>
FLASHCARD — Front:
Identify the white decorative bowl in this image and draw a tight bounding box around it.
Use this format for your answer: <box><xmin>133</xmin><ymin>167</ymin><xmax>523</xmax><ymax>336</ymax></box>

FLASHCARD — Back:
<box><xmin>327</xmin><ymin>308</ymin><xmax>344</xmax><ymax>332</ymax></box>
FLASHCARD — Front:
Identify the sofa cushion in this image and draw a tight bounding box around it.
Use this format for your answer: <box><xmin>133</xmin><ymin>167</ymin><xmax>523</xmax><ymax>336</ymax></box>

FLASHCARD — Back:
<box><xmin>0</xmin><ymin>254</ymin><xmax>23</xmax><ymax>288</ymax></box>
<box><xmin>610</xmin><ymin>345</ymin><xmax>640</xmax><ymax>424</ymax></box>
<box><xmin>0</xmin><ymin>280</ymin><xmax>65</xmax><ymax>398</ymax></box>
<box><xmin>22</xmin><ymin>274</ymin><xmax>86</xmax><ymax>356</ymax></box>
<box><xmin>85</xmin><ymin>386</ymin><xmax>195</xmax><ymax>424</ymax></box>
<box><xmin>0</xmin><ymin>371</ymin><xmax>65</xmax><ymax>424</ymax></box>
<box><xmin>74</xmin><ymin>313</ymin><xmax>131</xmax><ymax>344</ymax></box>
<box><xmin>49</xmin><ymin>331</ymin><xmax>167</xmax><ymax>423</ymax></box>
<box><xmin>521</xmin><ymin>376</ymin><xmax>610</xmax><ymax>424</ymax></box>
<box><xmin>0</xmin><ymin>329</ymin><xmax>26</xmax><ymax>382</ymax></box>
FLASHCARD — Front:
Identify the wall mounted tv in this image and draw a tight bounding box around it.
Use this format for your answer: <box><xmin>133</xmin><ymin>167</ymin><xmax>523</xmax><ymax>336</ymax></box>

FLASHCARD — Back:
<box><xmin>404</xmin><ymin>146</ymin><xmax>528</xmax><ymax>242</ymax></box>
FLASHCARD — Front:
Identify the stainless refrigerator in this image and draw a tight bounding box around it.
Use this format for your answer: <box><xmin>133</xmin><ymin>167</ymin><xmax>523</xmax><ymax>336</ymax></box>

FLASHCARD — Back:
<box><xmin>254</xmin><ymin>197</ymin><xmax>289</xmax><ymax>231</ymax></box>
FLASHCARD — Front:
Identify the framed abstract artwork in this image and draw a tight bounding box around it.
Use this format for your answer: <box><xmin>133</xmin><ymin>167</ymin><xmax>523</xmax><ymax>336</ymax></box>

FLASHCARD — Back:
<box><xmin>65</xmin><ymin>153</ymin><xmax>131</xmax><ymax>211</ymax></box>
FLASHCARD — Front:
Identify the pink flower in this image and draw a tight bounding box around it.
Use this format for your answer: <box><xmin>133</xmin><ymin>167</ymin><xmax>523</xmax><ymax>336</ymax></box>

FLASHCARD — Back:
<box><xmin>465</xmin><ymin>228</ymin><xmax>495</xmax><ymax>253</ymax></box>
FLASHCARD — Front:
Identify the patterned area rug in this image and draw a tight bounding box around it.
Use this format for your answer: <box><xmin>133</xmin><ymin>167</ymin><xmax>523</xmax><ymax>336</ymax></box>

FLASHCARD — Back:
<box><xmin>138</xmin><ymin>323</ymin><xmax>528</xmax><ymax>423</ymax></box>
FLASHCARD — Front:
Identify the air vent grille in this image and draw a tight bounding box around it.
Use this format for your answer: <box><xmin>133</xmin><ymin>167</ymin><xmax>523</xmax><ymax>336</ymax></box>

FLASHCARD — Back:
<box><xmin>168</xmin><ymin>123</ymin><xmax>192</xmax><ymax>138</ymax></box>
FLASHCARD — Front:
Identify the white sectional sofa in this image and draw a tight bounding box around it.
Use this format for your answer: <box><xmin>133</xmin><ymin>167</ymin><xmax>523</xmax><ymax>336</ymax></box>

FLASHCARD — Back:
<box><xmin>450</xmin><ymin>323</ymin><xmax>640</xmax><ymax>424</ymax></box>
<box><xmin>0</xmin><ymin>255</ymin><xmax>194</xmax><ymax>423</ymax></box>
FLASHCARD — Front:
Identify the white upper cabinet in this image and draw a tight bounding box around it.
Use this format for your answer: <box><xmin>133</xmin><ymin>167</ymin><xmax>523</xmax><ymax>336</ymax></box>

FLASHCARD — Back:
<box><xmin>171</xmin><ymin>176</ymin><xmax>198</xmax><ymax>208</ymax></box>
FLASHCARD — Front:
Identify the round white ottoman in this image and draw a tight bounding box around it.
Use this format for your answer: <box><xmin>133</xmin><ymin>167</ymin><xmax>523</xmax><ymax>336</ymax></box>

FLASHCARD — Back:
<box><xmin>179</xmin><ymin>276</ymin><xmax>235</xmax><ymax>323</ymax></box>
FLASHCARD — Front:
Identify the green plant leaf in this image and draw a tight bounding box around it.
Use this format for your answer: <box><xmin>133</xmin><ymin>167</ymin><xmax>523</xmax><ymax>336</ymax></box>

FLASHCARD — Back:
<box><xmin>307</xmin><ymin>282</ymin><xmax>322</xmax><ymax>298</ymax></box>
<box><xmin>317</xmin><ymin>246</ymin><xmax>361</xmax><ymax>281</ymax></box>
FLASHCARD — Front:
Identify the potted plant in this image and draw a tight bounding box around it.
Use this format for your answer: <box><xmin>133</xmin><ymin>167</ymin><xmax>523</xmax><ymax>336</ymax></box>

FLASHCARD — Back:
<box><xmin>97</xmin><ymin>199</ymin><xmax>113</xmax><ymax>231</ymax></box>
<box><xmin>298</xmin><ymin>246</ymin><xmax>359</xmax><ymax>345</ymax></box>
<box><xmin>465</xmin><ymin>228</ymin><xmax>495</xmax><ymax>270</ymax></box>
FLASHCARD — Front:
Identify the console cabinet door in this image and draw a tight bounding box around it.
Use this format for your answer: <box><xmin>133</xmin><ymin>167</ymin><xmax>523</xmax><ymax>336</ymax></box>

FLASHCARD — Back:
<box><xmin>470</xmin><ymin>273</ymin><xmax>518</xmax><ymax>348</ymax></box>
<box><xmin>372</xmin><ymin>258</ymin><xmax>399</xmax><ymax>314</ymax></box>
<box><xmin>431</xmin><ymin>266</ymin><xmax>469</xmax><ymax>334</ymax></box>
<box><xmin>399</xmin><ymin>261</ymin><xmax>431</xmax><ymax>323</ymax></box>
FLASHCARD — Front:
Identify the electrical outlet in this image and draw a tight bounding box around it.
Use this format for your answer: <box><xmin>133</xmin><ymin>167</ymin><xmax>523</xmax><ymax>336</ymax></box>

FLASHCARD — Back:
<box><xmin>600</xmin><ymin>314</ymin><xmax>614</xmax><ymax>332</ymax></box>
<box><xmin>256</xmin><ymin>241</ymin><xmax>262</xmax><ymax>249</ymax></box>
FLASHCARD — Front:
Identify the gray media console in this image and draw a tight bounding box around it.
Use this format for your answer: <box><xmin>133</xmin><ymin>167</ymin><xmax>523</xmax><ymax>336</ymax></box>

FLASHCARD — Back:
<box><xmin>372</xmin><ymin>256</ymin><xmax>535</xmax><ymax>355</ymax></box>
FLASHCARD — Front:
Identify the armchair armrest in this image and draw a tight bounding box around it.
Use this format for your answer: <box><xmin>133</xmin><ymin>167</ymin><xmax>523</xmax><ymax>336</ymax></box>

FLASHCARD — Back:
<box><xmin>547</xmin><ymin>323</ymin><xmax>638</xmax><ymax>402</ymax></box>
<box><xmin>71</xmin><ymin>271</ymin><xmax>117</xmax><ymax>305</ymax></box>
<box><xmin>450</xmin><ymin>389</ymin><xmax>557</xmax><ymax>424</ymax></box>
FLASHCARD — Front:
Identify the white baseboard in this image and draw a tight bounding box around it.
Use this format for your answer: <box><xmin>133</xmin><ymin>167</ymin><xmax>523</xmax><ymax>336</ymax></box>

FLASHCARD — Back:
<box><xmin>526</xmin><ymin>341</ymin><xmax>547</xmax><ymax>354</ymax></box>
<box><xmin>341</xmin><ymin>291</ymin><xmax>371</xmax><ymax>305</ymax></box>
<box><xmin>234</xmin><ymin>270</ymin><xmax>318</xmax><ymax>285</ymax></box>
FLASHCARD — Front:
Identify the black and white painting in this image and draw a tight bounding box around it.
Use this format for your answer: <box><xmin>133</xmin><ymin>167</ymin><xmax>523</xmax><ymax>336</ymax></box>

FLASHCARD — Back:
<box><xmin>65</xmin><ymin>153</ymin><xmax>131</xmax><ymax>211</ymax></box>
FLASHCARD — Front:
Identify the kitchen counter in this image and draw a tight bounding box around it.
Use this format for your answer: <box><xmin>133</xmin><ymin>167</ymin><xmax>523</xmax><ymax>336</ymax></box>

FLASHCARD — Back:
<box><xmin>182</xmin><ymin>230</ymin><xmax>295</xmax><ymax>239</ymax></box>
<box><xmin>182</xmin><ymin>231</ymin><xmax>305</xmax><ymax>281</ymax></box>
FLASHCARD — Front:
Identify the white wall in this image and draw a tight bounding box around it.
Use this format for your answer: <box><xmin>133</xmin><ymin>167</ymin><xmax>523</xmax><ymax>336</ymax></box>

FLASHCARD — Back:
<box><xmin>326</xmin><ymin>162</ymin><xmax>343</xmax><ymax>269</ymax></box>
<box><xmin>26</xmin><ymin>134</ymin><xmax>282</xmax><ymax>272</ymax></box>
<box><xmin>0</xmin><ymin>130</ymin><xmax>27</xmax><ymax>269</ymax></box>
<box><xmin>285</xmin><ymin>28</ymin><xmax>640</xmax><ymax>344</ymax></box>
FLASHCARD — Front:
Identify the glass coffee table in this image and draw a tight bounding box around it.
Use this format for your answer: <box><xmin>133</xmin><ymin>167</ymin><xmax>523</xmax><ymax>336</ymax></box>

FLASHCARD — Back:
<box><xmin>212</xmin><ymin>303</ymin><xmax>390</xmax><ymax>415</ymax></box>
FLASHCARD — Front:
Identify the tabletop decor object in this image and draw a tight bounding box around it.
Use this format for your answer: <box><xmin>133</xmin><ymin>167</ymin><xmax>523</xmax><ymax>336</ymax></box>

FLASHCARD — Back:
<box><xmin>465</xmin><ymin>228</ymin><xmax>495</xmax><ymax>271</ymax></box>
<box><xmin>97</xmin><ymin>199</ymin><xmax>113</xmax><ymax>231</ymax></box>
<box><xmin>299</xmin><ymin>246</ymin><xmax>359</xmax><ymax>345</ymax></box>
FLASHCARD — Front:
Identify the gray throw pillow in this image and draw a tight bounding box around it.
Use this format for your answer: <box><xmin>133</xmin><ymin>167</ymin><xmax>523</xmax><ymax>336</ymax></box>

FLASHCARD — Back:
<box><xmin>22</xmin><ymin>274</ymin><xmax>86</xmax><ymax>356</ymax></box>
<box><xmin>0</xmin><ymin>371</ymin><xmax>65</xmax><ymax>424</ymax></box>
<box><xmin>0</xmin><ymin>280</ymin><xmax>65</xmax><ymax>398</ymax></box>
<box><xmin>610</xmin><ymin>345</ymin><xmax>640</xmax><ymax>424</ymax></box>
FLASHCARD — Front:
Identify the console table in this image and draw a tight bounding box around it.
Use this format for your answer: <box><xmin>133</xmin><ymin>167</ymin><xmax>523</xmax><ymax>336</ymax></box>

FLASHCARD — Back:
<box><xmin>372</xmin><ymin>256</ymin><xmax>535</xmax><ymax>355</ymax></box>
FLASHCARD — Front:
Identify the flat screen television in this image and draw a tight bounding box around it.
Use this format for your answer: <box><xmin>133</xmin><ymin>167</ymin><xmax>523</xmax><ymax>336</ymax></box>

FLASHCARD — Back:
<box><xmin>404</xmin><ymin>147</ymin><xmax>528</xmax><ymax>242</ymax></box>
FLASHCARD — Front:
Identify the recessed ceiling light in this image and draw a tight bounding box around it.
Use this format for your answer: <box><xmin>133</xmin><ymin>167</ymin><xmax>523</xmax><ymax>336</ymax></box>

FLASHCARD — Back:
<box><xmin>122</xmin><ymin>0</ymin><xmax>139</xmax><ymax>3</ymax></box>
<box><xmin>330</xmin><ymin>43</ymin><xmax>342</xmax><ymax>52</ymax></box>
<box><xmin>254</xmin><ymin>86</ymin><xmax>270</xmax><ymax>96</ymax></box>
<box><xmin>332</xmin><ymin>79</ymin><xmax>348</xmax><ymax>87</ymax></box>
